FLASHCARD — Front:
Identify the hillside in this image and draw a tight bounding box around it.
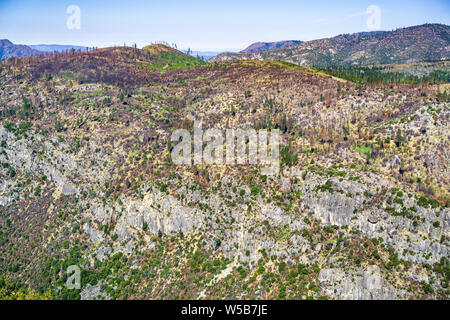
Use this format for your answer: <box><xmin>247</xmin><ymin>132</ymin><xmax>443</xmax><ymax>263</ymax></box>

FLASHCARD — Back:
<box><xmin>0</xmin><ymin>39</ymin><xmax>41</xmax><ymax>60</ymax></box>
<box><xmin>211</xmin><ymin>24</ymin><xmax>450</xmax><ymax>67</ymax></box>
<box><xmin>241</xmin><ymin>40</ymin><xmax>302</xmax><ymax>53</ymax></box>
<box><xmin>0</xmin><ymin>44</ymin><xmax>449</xmax><ymax>300</ymax></box>
<box><xmin>28</xmin><ymin>44</ymin><xmax>206</xmax><ymax>86</ymax></box>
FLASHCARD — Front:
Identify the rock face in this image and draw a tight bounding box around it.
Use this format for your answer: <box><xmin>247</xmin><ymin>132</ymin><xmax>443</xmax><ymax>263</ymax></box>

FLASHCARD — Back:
<box><xmin>319</xmin><ymin>266</ymin><xmax>399</xmax><ymax>300</ymax></box>
<box><xmin>71</xmin><ymin>164</ymin><xmax>447</xmax><ymax>299</ymax></box>
<box><xmin>1</xmin><ymin>119</ymin><xmax>448</xmax><ymax>299</ymax></box>
<box><xmin>80</xmin><ymin>282</ymin><xmax>111</xmax><ymax>300</ymax></box>
<box><xmin>109</xmin><ymin>191</ymin><xmax>204</xmax><ymax>242</ymax></box>
<box><xmin>62</xmin><ymin>183</ymin><xmax>77</xmax><ymax>196</ymax></box>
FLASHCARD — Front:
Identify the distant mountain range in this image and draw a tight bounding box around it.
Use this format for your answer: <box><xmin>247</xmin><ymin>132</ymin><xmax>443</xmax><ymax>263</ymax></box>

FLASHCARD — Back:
<box><xmin>211</xmin><ymin>24</ymin><xmax>450</xmax><ymax>67</ymax></box>
<box><xmin>241</xmin><ymin>40</ymin><xmax>302</xmax><ymax>53</ymax></box>
<box><xmin>0</xmin><ymin>39</ymin><xmax>41</xmax><ymax>60</ymax></box>
<box><xmin>3</xmin><ymin>23</ymin><xmax>450</xmax><ymax>66</ymax></box>
<box><xmin>29</xmin><ymin>44</ymin><xmax>87</xmax><ymax>53</ymax></box>
<box><xmin>0</xmin><ymin>40</ymin><xmax>89</xmax><ymax>60</ymax></box>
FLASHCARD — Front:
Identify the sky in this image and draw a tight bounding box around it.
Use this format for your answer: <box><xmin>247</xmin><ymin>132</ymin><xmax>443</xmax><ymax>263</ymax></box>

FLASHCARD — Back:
<box><xmin>0</xmin><ymin>0</ymin><xmax>449</xmax><ymax>52</ymax></box>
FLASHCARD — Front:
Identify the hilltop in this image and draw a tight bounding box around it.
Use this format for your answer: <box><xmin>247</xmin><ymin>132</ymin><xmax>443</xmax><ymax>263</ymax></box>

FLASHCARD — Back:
<box><xmin>211</xmin><ymin>24</ymin><xmax>450</xmax><ymax>67</ymax></box>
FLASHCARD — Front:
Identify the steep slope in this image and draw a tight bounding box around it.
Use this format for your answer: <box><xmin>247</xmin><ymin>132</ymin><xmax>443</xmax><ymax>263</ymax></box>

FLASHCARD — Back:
<box><xmin>0</xmin><ymin>39</ymin><xmax>41</xmax><ymax>60</ymax></box>
<box><xmin>0</xmin><ymin>50</ymin><xmax>449</xmax><ymax>300</ymax></box>
<box><xmin>241</xmin><ymin>40</ymin><xmax>302</xmax><ymax>53</ymax></box>
<box><xmin>211</xmin><ymin>24</ymin><xmax>450</xmax><ymax>67</ymax></box>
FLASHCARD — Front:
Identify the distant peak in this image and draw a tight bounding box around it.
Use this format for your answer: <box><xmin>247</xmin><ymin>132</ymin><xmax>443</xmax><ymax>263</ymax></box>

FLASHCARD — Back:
<box><xmin>241</xmin><ymin>40</ymin><xmax>302</xmax><ymax>53</ymax></box>
<box><xmin>0</xmin><ymin>39</ymin><xmax>14</xmax><ymax>45</ymax></box>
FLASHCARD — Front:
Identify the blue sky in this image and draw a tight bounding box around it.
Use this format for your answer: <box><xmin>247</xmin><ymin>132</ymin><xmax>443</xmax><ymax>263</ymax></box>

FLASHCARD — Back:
<box><xmin>0</xmin><ymin>0</ymin><xmax>449</xmax><ymax>51</ymax></box>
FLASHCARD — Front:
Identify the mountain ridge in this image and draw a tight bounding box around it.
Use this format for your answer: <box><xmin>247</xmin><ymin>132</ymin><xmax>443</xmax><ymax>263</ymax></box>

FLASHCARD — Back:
<box><xmin>0</xmin><ymin>39</ymin><xmax>41</xmax><ymax>60</ymax></box>
<box><xmin>211</xmin><ymin>23</ymin><xmax>450</xmax><ymax>67</ymax></box>
<box><xmin>241</xmin><ymin>40</ymin><xmax>302</xmax><ymax>53</ymax></box>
